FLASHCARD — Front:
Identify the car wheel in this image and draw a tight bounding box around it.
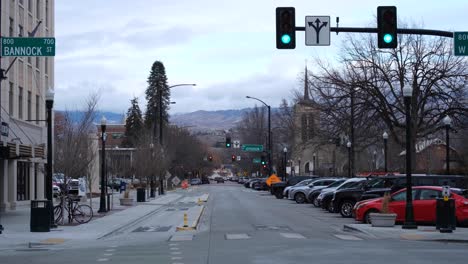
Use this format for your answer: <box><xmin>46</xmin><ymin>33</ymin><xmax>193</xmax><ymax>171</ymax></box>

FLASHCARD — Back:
<box><xmin>327</xmin><ymin>202</ymin><xmax>335</xmax><ymax>213</ymax></box>
<box><xmin>275</xmin><ymin>191</ymin><xmax>284</xmax><ymax>199</ymax></box>
<box><xmin>295</xmin><ymin>193</ymin><xmax>306</xmax><ymax>204</ymax></box>
<box><xmin>340</xmin><ymin>200</ymin><xmax>355</xmax><ymax>218</ymax></box>
<box><xmin>364</xmin><ymin>209</ymin><xmax>379</xmax><ymax>224</ymax></box>
<box><xmin>313</xmin><ymin>197</ymin><xmax>320</xmax><ymax>207</ymax></box>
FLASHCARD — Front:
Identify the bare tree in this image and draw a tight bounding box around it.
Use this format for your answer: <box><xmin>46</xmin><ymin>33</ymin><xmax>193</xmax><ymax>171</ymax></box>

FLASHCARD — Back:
<box><xmin>308</xmin><ymin>32</ymin><xmax>468</xmax><ymax>170</ymax></box>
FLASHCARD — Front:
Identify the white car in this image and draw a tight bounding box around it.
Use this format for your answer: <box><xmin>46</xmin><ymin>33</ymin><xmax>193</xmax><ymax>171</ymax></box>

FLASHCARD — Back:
<box><xmin>283</xmin><ymin>179</ymin><xmax>315</xmax><ymax>197</ymax></box>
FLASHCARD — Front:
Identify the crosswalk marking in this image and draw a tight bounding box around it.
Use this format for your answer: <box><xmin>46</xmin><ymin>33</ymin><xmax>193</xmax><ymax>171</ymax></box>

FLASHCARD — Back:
<box><xmin>334</xmin><ymin>234</ymin><xmax>363</xmax><ymax>240</ymax></box>
<box><xmin>280</xmin><ymin>233</ymin><xmax>306</xmax><ymax>239</ymax></box>
<box><xmin>225</xmin><ymin>233</ymin><xmax>251</xmax><ymax>240</ymax></box>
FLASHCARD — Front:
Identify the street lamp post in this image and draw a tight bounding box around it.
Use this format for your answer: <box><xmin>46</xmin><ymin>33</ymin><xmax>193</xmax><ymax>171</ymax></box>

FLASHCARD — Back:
<box><xmin>149</xmin><ymin>143</ymin><xmax>155</xmax><ymax>198</ymax></box>
<box><xmin>312</xmin><ymin>153</ymin><xmax>316</xmax><ymax>175</ymax></box>
<box><xmin>373</xmin><ymin>150</ymin><xmax>377</xmax><ymax>171</ymax></box>
<box><xmin>443</xmin><ymin>115</ymin><xmax>452</xmax><ymax>175</ymax></box>
<box><xmin>45</xmin><ymin>88</ymin><xmax>56</xmax><ymax>227</ymax></box>
<box><xmin>347</xmin><ymin>141</ymin><xmax>351</xmax><ymax>178</ymax></box>
<box><xmin>298</xmin><ymin>158</ymin><xmax>301</xmax><ymax>175</ymax></box>
<box><xmin>246</xmin><ymin>96</ymin><xmax>271</xmax><ymax>175</ymax></box>
<box><xmin>157</xmin><ymin>83</ymin><xmax>196</xmax><ymax>195</ymax></box>
<box><xmin>402</xmin><ymin>84</ymin><xmax>417</xmax><ymax>229</ymax></box>
<box><xmin>283</xmin><ymin>147</ymin><xmax>287</xmax><ymax>181</ymax></box>
<box><xmin>383</xmin><ymin>132</ymin><xmax>388</xmax><ymax>173</ymax></box>
<box><xmin>98</xmin><ymin>117</ymin><xmax>107</xmax><ymax>213</ymax></box>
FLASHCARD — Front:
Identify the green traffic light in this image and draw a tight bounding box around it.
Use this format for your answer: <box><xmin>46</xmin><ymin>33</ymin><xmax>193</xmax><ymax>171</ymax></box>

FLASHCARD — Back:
<box><xmin>281</xmin><ymin>34</ymin><xmax>291</xmax><ymax>44</ymax></box>
<box><xmin>383</xmin><ymin>34</ymin><xmax>393</xmax><ymax>44</ymax></box>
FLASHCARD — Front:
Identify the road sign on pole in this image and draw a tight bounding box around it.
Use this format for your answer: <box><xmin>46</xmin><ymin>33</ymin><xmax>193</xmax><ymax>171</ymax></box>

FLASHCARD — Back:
<box><xmin>237</xmin><ymin>155</ymin><xmax>241</xmax><ymax>161</ymax></box>
<box><xmin>454</xmin><ymin>32</ymin><xmax>468</xmax><ymax>56</ymax></box>
<box><xmin>305</xmin><ymin>16</ymin><xmax>330</xmax><ymax>46</ymax></box>
<box><xmin>1</xmin><ymin>37</ymin><xmax>55</xmax><ymax>56</ymax></box>
<box><xmin>242</xmin><ymin>144</ymin><xmax>264</xmax><ymax>152</ymax></box>
<box><xmin>253</xmin><ymin>158</ymin><xmax>261</xmax><ymax>164</ymax></box>
<box><xmin>171</xmin><ymin>176</ymin><xmax>181</xmax><ymax>186</ymax></box>
<box><xmin>233</xmin><ymin>140</ymin><xmax>241</xmax><ymax>148</ymax></box>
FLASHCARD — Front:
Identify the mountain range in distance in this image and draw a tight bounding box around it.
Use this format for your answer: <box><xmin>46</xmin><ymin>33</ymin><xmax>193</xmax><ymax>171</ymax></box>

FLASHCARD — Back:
<box><xmin>57</xmin><ymin>108</ymin><xmax>270</xmax><ymax>131</ymax></box>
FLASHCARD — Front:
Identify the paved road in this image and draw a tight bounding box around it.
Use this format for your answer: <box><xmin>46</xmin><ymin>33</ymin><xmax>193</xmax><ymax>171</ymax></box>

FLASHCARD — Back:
<box><xmin>1</xmin><ymin>183</ymin><xmax>467</xmax><ymax>264</ymax></box>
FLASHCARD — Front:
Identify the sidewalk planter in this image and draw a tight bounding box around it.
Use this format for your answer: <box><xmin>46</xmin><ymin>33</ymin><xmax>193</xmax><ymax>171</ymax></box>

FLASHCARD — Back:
<box><xmin>369</xmin><ymin>213</ymin><xmax>397</xmax><ymax>227</ymax></box>
<box><xmin>119</xmin><ymin>198</ymin><xmax>134</xmax><ymax>206</ymax></box>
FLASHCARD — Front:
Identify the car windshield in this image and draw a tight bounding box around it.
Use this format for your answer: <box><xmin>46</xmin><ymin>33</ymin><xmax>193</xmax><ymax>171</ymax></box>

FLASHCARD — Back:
<box><xmin>326</xmin><ymin>180</ymin><xmax>345</xmax><ymax>188</ymax></box>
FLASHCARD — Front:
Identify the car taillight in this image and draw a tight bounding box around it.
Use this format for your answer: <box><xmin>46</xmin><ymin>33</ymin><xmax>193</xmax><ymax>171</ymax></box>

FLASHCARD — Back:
<box><xmin>463</xmin><ymin>200</ymin><xmax>468</xmax><ymax>206</ymax></box>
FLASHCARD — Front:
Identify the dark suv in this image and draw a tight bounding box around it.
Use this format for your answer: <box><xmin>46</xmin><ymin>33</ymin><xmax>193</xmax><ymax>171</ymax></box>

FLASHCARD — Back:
<box><xmin>332</xmin><ymin>174</ymin><xmax>468</xmax><ymax>218</ymax></box>
<box><xmin>271</xmin><ymin>176</ymin><xmax>317</xmax><ymax>199</ymax></box>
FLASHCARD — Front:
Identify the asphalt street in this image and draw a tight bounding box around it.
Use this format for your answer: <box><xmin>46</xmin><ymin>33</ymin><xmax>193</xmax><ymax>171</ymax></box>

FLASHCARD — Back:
<box><xmin>1</xmin><ymin>182</ymin><xmax>467</xmax><ymax>264</ymax></box>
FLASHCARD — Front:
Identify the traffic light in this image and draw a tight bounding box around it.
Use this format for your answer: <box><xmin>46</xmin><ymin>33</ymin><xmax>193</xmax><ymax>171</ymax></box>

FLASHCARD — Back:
<box><xmin>377</xmin><ymin>6</ymin><xmax>397</xmax><ymax>49</ymax></box>
<box><xmin>226</xmin><ymin>136</ymin><xmax>231</xmax><ymax>148</ymax></box>
<box><xmin>232</xmin><ymin>155</ymin><xmax>236</xmax><ymax>162</ymax></box>
<box><xmin>276</xmin><ymin>7</ymin><xmax>296</xmax><ymax>49</ymax></box>
<box><xmin>260</xmin><ymin>155</ymin><xmax>266</xmax><ymax>165</ymax></box>
<box><xmin>208</xmin><ymin>155</ymin><xmax>213</xmax><ymax>162</ymax></box>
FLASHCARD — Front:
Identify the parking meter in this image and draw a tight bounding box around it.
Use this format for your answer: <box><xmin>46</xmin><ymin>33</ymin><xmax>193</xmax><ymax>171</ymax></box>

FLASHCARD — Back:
<box><xmin>442</xmin><ymin>186</ymin><xmax>451</xmax><ymax>201</ymax></box>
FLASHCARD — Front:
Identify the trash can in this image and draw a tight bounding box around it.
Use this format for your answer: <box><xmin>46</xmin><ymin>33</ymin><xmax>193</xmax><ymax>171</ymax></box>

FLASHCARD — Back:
<box><xmin>436</xmin><ymin>198</ymin><xmax>456</xmax><ymax>232</ymax></box>
<box><xmin>30</xmin><ymin>200</ymin><xmax>51</xmax><ymax>232</ymax></box>
<box><xmin>137</xmin><ymin>188</ymin><xmax>146</xmax><ymax>202</ymax></box>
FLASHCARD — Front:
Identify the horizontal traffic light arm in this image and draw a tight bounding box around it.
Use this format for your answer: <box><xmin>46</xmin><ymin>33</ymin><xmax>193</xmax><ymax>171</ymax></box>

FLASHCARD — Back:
<box><xmin>294</xmin><ymin>26</ymin><xmax>453</xmax><ymax>38</ymax></box>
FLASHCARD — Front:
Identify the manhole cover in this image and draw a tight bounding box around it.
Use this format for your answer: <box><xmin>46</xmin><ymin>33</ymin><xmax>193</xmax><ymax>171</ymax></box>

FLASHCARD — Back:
<box><xmin>133</xmin><ymin>226</ymin><xmax>172</xmax><ymax>232</ymax></box>
<box><xmin>254</xmin><ymin>225</ymin><xmax>291</xmax><ymax>231</ymax></box>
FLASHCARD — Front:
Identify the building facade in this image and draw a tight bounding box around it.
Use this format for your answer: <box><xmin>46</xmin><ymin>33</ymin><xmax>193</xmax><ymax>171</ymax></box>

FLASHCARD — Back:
<box><xmin>0</xmin><ymin>0</ymin><xmax>54</xmax><ymax>211</ymax></box>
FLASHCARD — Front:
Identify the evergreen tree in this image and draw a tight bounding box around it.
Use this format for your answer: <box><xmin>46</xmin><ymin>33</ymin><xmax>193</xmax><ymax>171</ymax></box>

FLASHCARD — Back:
<box><xmin>144</xmin><ymin>61</ymin><xmax>170</xmax><ymax>138</ymax></box>
<box><xmin>122</xmin><ymin>97</ymin><xmax>144</xmax><ymax>147</ymax></box>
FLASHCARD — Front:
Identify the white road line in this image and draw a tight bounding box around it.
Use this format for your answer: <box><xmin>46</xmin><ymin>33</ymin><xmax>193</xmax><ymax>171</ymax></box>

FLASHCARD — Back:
<box><xmin>169</xmin><ymin>243</ymin><xmax>179</xmax><ymax>246</ymax></box>
<box><xmin>97</xmin><ymin>258</ymin><xmax>109</xmax><ymax>262</ymax></box>
<box><xmin>171</xmin><ymin>257</ymin><xmax>183</xmax><ymax>260</ymax></box>
<box><xmin>170</xmin><ymin>247</ymin><xmax>180</xmax><ymax>250</ymax></box>
<box><xmin>280</xmin><ymin>233</ymin><xmax>306</xmax><ymax>239</ymax></box>
<box><xmin>103</xmin><ymin>253</ymin><xmax>113</xmax><ymax>256</ymax></box>
<box><xmin>108</xmin><ymin>245</ymin><xmax>118</xmax><ymax>248</ymax></box>
<box><xmin>334</xmin><ymin>234</ymin><xmax>363</xmax><ymax>241</ymax></box>
<box><xmin>105</xmin><ymin>249</ymin><xmax>116</xmax><ymax>252</ymax></box>
<box><xmin>225</xmin><ymin>233</ymin><xmax>251</xmax><ymax>240</ymax></box>
<box><xmin>172</xmin><ymin>263</ymin><xmax>184</xmax><ymax>264</ymax></box>
<box><xmin>171</xmin><ymin>252</ymin><xmax>182</xmax><ymax>255</ymax></box>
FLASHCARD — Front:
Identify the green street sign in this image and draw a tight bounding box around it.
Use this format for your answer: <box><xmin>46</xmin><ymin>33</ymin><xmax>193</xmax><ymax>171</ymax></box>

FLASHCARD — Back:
<box><xmin>253</xmin><ymin>158</ymin><xmax>261</xmax><ymax>164</ymax></box>
<box><xmin>242</xmin><ymin>144</ymin><xmax>263</xmax><ymax>152</ymax></box>
<box><xmin>454</xmin><ymin>32</ymin><xmax>468</xmax><ymax>56</ymax></box>
<box><xmin>1</xmin><ymin>37</ymin><xmax>55</xmax><ymax>56</ymax></box>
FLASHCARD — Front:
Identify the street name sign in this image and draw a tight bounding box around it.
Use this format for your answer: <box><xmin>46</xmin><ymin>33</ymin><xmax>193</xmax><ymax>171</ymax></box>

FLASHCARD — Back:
<box><xmin>236</xmin><ymin>155</ymin><xmax>241</xmax><ymax>161</ymax></box>
<box><xmin>253</xmin><ymin>158</ymin><xmax>261</xmax><ymax>164</ymax></box>
<box><xmin>305</xmin><ymin>16</ymin><xmax>330</xmax><ymax>46</ymax></box>
<box><xmin>242</xmin><ymin>144</ymin><xmax>264</xmax><ymax>152</ymax></box>
<box><xmin>1</xmin><ymin>37</ymin><xmax>55</xmax><ymax>56</ymax></box>
<box><xmin>454</xmin><ymin>32</ymin><xmax>468</xmax><ymax>56</ymax></box>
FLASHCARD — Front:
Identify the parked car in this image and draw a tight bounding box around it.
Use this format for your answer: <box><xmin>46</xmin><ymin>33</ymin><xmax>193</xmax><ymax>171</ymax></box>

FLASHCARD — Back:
<box><xmin>283</xmin><ymin>179</ymin><xmax>316</xmax><ymax>198</ymax></box>
<box><xmin>215</xmin><ymin>177</ymin><xmax>225</xmax><ymax>183</ymax></box>
<box><xmin>316</xmin><ymin>178</ymin><xmax>368</xmax><ymax>212</ymax></box>
<box><xmin>190</xmin><ymin>178</ymin><xmax>202</xmax><ymax>185</ymax></box>
<box><xmin>307</xmin><ymin>179</ymin><xmax>346</xmax><ymax>205</ymax></box>
<box><xmin>354</xmin><ymin>186</ymin><xmax>468</xmax><ymax>226</ymax></box>
<box><xmin>252</xmin><ymin>179</ymin><xmax>268</xmax><ymax>191</ymax></box>
<box><xmin>201</xmin><ymin>177</ymin><xmax>210</xmax><ymax>184</ymax></box>
<box><xmin>244</xmin><ymin>178</ymin><xmax>259</xmax><ymax>188</ymax></box>
<box><xmin>289</xmin><ymin>178</ymin><xmax>341</xmax><ymax>204</ymax></box>
<box><xmin>271</xmin><ymin>176</ymin><xmax>317</xmax><ymax>199</ymax></box>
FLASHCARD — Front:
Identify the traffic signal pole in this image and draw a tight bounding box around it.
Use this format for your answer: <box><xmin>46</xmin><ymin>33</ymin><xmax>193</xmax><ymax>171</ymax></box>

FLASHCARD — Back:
<box><xmin>293</xmin><ymin>26</ymin><xmax>453</xmax><ymax>38</ymax></box>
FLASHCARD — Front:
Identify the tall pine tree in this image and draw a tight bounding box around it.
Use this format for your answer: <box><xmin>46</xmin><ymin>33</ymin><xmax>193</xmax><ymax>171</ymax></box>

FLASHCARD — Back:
<box><xmin>144</xmin><ymin>61</ymin><xmax>170</xmax><ymax>140</ymax></box>
<box><xmin>122</xmin><ymin>97</ymin><xmax>144</xmax><ymax>147</ymax></box>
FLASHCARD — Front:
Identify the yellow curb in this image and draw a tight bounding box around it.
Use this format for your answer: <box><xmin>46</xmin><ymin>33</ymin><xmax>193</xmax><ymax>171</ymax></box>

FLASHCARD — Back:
<box><xmin>175</xmin><ymin>205</ymin><xmax>205</xmax><ymax>232</ymax></box>
<box><xmin>400</xmin><ymin>234</ymin><xmax>425</xmax><ymax>240</ymax></box>
<box><xmin>39</xmin><ymin>238</ymin><xmax>66</xmax><ymax>244</ymax></box>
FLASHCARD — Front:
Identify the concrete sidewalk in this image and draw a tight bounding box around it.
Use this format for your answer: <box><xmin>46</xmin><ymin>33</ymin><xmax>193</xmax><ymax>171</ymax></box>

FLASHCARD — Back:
<box><xmin>344</xmin><ymin>223</ymin><xmax>468</xmax><ymax>242</ymax></box>
<box><xmin>0</xmin><ymin>190</ymin><xmax>186</xmax><ymax>250</ymax></box>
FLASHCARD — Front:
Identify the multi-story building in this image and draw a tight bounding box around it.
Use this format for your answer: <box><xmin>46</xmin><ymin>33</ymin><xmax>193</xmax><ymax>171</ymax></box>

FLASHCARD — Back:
<box><xmin>0</xmin><ymin>0</ymin><xmax>54</xmax><ymax>211</ymax></box>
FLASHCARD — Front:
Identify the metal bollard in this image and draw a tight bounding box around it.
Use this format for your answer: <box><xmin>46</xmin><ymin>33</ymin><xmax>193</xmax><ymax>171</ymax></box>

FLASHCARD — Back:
<box><xmin>183</xmin><ymin>213</ymin><xmax>188</xmax><ymax>227</ymax></box>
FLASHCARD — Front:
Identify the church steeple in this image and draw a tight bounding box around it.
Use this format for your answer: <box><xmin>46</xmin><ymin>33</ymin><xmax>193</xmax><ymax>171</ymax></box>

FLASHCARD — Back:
<box><xmin>304</xmin><ymin>65</ymin><xmax>310</xmax><ymax>101</ymax></box>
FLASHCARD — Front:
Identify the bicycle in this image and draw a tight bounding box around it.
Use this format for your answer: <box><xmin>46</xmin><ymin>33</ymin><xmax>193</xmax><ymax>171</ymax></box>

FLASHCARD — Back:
<box><xmin>54</xmin><ymin>195</ymin><xmax>93</xmax><ymax>224</ymax></box>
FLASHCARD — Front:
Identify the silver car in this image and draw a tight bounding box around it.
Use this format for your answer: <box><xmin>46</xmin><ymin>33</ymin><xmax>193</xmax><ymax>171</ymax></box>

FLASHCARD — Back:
<box><xmin>315</xmin><ymin>178</ymin><xmax>367</xmax><ymax>207</ymax></box>
<box><xmin>283</xmin><ymin>179</ymin><xmax>315</xmax><ymax>197</ymax></box>
<box><xmin>288</xmin><ymin>178</ymin><xmax>341</xmax><ymax>203</ymax></box>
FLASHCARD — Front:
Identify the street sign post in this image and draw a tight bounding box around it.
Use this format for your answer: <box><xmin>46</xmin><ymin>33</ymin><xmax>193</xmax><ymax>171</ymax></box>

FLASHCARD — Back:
<box><xmin>1</xmin><ymin>37</ymin><xmax>55</xmax><ymax>56</ymax></box>
<box><xmin>454</xmin><ymin>32</ymin><xmax>468</xmax><ymax>56</ymax></box>
<box><xmin>305</xmin><ymin>16</ymin><xmax>330</xmax><ymax>46</ymax></box>
<box><xmin>171</xmin><ymin>176</ymin><xmax>181</xmax><ymax>186</ymax></box>
<box><xmin>233</xmin><ymin>140</ymin><xmax>241</xmax><ymax>148</ymax></box>
<box><xmin>242</xmin><ymin>144</ymin><xmax>264</xmax><ymax>152</ymax></box>
<box><xmin>237</xmin><ymin>155</ymin><xmax>241</xmax><ymax>161</ymax></box>
<box><xmin>253</xmin><ymin>158</ymin><xmax>261</xmax><ymax>164</ymax></box>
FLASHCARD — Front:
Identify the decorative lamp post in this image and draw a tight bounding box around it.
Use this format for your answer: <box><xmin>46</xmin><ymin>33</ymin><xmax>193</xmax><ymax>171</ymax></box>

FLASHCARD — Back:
<box><xmin>347</xmin><ymin>141</ymin><xmax>351</xmax><ymax>178</ymax></box>
<box><xmin>402</xmin><ymin>84</ymin><xmax>417</xmax><ymax>229</ymax></box>
<box><xmin>373</xmin><ymin>150</ymin><xmax>377</xmax><ymax>171</ymax></box>
<box><xmin>283</xmin><ymin>147</ymin><xmax>287</xmax><ymax>181</ymax></box>
<box><xmin>98</xmin><ymin>116</ymin><xmax>107</xmax><ymax>213</ymax></box>
<box><xmin>443</xmin><ymin>115</ymin><xmax>452</xmax><ymax>175</ymax></box>
<box><xmin>383</xmin><ymin>131</ymin><xmax>388</xmax><ymax>173</ymax></box>
<box><xmin>45</xmin><ymin>88</ymin><xmax>56</xmax><ymax>227</ymax></box>
<box><xmin>298</xmin><ymin>158</ymin><xmax>301</xmax><ymax>175</ymax></box>
<box><xmin>150</xmin><ymin>143</ymin><xmax>155</xmax><ymax>197</ymax></box>
<box><xmin>312</xmin><ymin>153</ymin><xmax>316</xmax><ymax>175</ymax></box>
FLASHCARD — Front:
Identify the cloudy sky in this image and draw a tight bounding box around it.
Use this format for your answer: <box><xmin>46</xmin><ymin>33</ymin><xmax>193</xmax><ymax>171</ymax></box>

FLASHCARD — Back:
<box><xmin>54</xmin><ymin>0</ymin><xmax>466</xmax><ymax>114</ymax></box>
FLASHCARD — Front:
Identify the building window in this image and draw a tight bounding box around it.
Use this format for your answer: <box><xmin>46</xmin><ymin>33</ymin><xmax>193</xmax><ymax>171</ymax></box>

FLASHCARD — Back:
<box><xmin>36</xmin><ymin>95</ymin><xmax>40</xmax><ymax>124</ymax></box>
<box><xmin>307</xmin><ymin>114</ymin><xmax>315</xmax><ymax>139</ymax></box>
<box><xmin>19</xmin><ymin>87</ymin><xmax>24</xmax><ymax>119</ymax></box>
<box><xmin>9</xmin><ymin>18</ymin><xmax>14</xmax><ymax>36</ymax></box>
<box><xmin>17</xmin><ymin>162</ymin><xmax>31</xmax><ymax>201</ymax></box>
<box><xmin>27</xmin><ymin>91</ymin><xmax>32</xmax><ymax>121</ymax></box>
<box><xmin>9</xmin><ymin>82</ymin><xmax>14</xmax><ymax>115</ymax></box>
<box><xmin>18</xmin><ymin>24</ymin><xmax>24</xmax><ymax>37</ymax></box>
